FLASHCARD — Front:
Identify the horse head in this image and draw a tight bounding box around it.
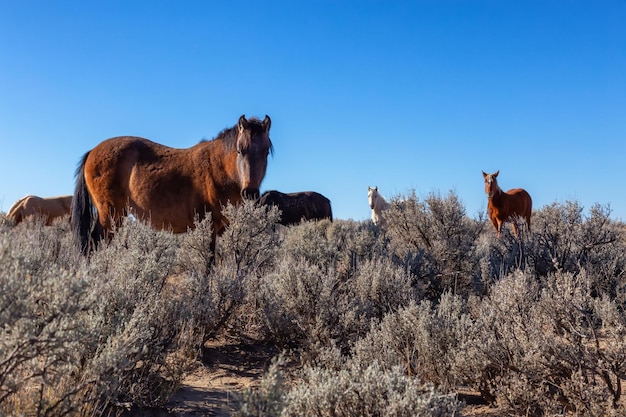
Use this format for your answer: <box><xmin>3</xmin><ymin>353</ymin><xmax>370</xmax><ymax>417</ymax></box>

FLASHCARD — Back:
<box><xmin>482</xmin><ymin>170</ymin><xmax>500</xmax><ymax>198</ymax></box>
<box><xmin>237</xmin><ymin>115</ymin><xmax>273</xmax><ymax>200</ymax></box>
<box><xmin>368</xmin><ymin>186</ymin><xmax>378</xmax><ymax>209</ymax></box>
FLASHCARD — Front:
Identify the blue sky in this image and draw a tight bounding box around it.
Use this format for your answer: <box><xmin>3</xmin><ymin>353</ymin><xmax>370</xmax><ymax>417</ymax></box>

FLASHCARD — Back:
<box><xmin>1</xmin><ymin>1</ymin><xmax>625</xmax><ymax>222</ymax></box>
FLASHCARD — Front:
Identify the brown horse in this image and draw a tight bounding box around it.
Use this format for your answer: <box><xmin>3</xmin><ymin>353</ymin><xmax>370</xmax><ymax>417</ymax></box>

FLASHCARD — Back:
<box><xmin>482</xmin><ymin>170</ymin><xmax>532</xmax><ymax>238</ymax></box>
<box><xmin>73</xmin><ymin>115</ymin><xmax>273</xmax><ymax>255</ymax></box>
<box><xmin>7</xmin><ymin>195</ymin><xmax>72</xmax><ymax>225</ymax></box>
<box><xmin>259</xmin><ymin>190</ymin><xmax>332</xmax><ymax>226</ymax></box>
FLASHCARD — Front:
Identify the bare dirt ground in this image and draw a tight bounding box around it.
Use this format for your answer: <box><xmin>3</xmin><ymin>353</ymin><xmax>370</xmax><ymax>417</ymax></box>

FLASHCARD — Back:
<box><xmin>150</xmin><ymin>339</ymin><xmax>495</xmax><ymax>417</ymax></box>
<box><xmin>162</xmin><ymin>340</ymin><xmax>279</xmax><ymax>417</ymax></box>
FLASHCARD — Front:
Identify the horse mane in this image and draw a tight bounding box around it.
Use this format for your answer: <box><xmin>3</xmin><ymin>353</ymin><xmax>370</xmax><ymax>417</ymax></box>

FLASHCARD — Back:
<box><xmin>208</xmin><ymin>117</ymin><xmax>274</xmax><ymax>155</ymax></box>
<box><xmin>374</xmin><ymin>191</ymin><xmax>390</xmax><ymax>210</ymax></box>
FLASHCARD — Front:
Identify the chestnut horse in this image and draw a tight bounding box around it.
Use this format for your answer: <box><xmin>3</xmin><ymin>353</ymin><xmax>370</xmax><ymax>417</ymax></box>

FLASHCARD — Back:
<box><xmin>72</xmin><ymin>115</ymin><xmax>273</xmax><ymax>255</ymax></box>
<box><xmin>368</xmin><ymin>186</ymin><xmax>390</xmax><ymax>227</ymax></box>
<box><xmin>7</xmin><ymin>195</ymin><xmax>72</xmax><ymax>225</ymax></box>
<box><xmin>259</xmin><ymin>190</ymin><xmax>332</xmax><ymax>226</ymax></box>
<box><xmin>482</xmin><ymin>170</ymin><xmax>532</xmax><ymax>238</ymax></box>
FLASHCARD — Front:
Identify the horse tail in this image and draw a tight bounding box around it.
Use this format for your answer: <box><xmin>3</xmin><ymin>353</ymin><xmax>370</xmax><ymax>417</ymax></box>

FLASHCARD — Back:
<box><xmin>72</xmin><ymin>152</ymin><xmax>100</xmax><ymax>255</ymax></box>
<box><xmin>327</xmin><ymin>199</ymin><xmax>333</xmax><ymax>222</ymax></box>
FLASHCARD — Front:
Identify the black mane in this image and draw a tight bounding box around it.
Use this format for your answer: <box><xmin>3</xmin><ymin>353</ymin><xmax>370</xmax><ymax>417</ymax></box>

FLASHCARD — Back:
<box><xmin>214</xmin><ymin>117</ymin><xmax>272</xmax><ymax>151</ymax></box>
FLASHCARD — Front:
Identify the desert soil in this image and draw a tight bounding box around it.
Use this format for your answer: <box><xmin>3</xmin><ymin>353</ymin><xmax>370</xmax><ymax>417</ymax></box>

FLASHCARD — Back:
<box><xmin>147</xmin><ymin>338</ymin><xmax>495</xmax><ymax>417</ymax></box>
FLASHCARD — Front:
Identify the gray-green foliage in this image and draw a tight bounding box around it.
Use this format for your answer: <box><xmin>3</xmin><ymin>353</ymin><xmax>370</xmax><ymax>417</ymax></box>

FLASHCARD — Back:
<box><xmin>234</xmin><ymin>349</ymin><xmax>462</xmax><ymax>417</ymax></box>
<box><xmin>282</xmin><ymin>356</ymin><xmax>462</xmax><ymax>416</ymax></box>
<box><xmin>0</xmin><ymin>234</ymin><xmax>92</xmax><ymax>415</ymax></box>
<box><xmin>1</xmin><ymin>192</ymin><xmax>625</xmax><ymax>416</ymax></box>
<box><xmin>452</xmin><ymin>269</ymin><xmax>626</xmax><ymax>415</ymax></box>
<box><xmin>384</xmin><ymin>190</ymin><xmax>484</xmax><ymax>297</ymax></box>
<box><xmin>0</xmin><ymin>215</ymin><xmax>192</xmax><ymax>415</ymax></box>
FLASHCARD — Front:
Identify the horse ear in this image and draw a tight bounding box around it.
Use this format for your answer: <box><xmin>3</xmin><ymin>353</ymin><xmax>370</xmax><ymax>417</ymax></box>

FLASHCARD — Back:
<box><xmin>238</xmin><ymin>115</ymin><xmax>248</xmax><ymax>131</ymax></box>
<box><xmin>262</xmin><ymin>115</ymin><xmax>271</xmax><ymax>132</ymax></box>
<box><xmin>368</xmin><ymin>186</ymin><xmax>371</xmax><ymax>191</ymax></box>
<box><xmin>482</xmin><ymin>171</ymin><xmax>488</xmax><ymax>179</ymax></box>
<box><xmin>494</xmin><ymin>170</ymin><xmax>499</xmax><ymax>178</ymax></box>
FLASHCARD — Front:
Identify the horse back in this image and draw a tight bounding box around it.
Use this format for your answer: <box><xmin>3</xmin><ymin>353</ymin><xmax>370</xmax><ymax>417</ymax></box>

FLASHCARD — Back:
<box><xmin>488</xmin><ymin>188</ymin><xmax>532</xmax><ymax>224</ymax></box>
<box><xmin>84</xmin><ymin>137</ymin><xmax>217</xmax><ymax>232</ymax></box>
<box><xmin>505</xmin><ymin>188</ymin><xmax>532</xmax><ymax>217</ymax></box>
<box><xmin>298</xmin><ymin>191</ymin><xmax>332</xmax><ymax>221</ymax></box>
<box><xmin>260</xmin><ymin>190</ymin><xmax>332</xmax><ymax>225</ymax></box>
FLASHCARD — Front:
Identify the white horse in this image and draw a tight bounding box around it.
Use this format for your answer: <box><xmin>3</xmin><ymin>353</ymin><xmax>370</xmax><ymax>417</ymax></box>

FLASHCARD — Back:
<box><xmin>368</xmin><ymin>186</ymin><xmax>390</xmax><ymax>227</ymax></box>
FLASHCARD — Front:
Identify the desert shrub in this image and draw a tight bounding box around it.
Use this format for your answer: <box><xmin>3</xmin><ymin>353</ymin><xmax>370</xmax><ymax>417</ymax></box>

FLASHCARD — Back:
<box><xmin>340</xmin><ymin>257</ymin><xmax>414</xmax><ymax>334</ymax></box>
<box><xmin>384</xmin><ymin>190</ymin><xmax>484</xmax><ymax>299</ymax></box>
<box><xmin>76</xmin><ymin>217</ymin><xmax>191</xmax><ymax>410</ymax></box>
<box><xmin>476</xmin><ymin>202</ymin><xmax>626</xmax><ymax>297</ymax></box>
<box><xmin>232</xmin><ymin>354</ymin><xmax>288</xmax><ymax>417</ymax></box>
<box><xmin>179</xmin><ymin>200</ymin><xmax>282</xmax><ymax>344</ymax></box>
<box><xmin>455</xmin><ymin>268</ymin><xmax>625</xmax><ymax>415</ymax></box>
<box><xmin>475</xmin><ymin>227</ymin><xmax>534</xmax><ymax>287</ymax></box>
<box><xmin>0</xmin><ymin>234</ymin><xmax>94</xmax><ymax>416</ymax></box>
<box><xmin>2</xmin><ymin>194</ymin><xmax>626</xmax><ymax>416</ymax></box>
<box><xmin>322</xmin><ymin>219</ymin><xmax>385</xmax><ymax>279</ymax></box>
<box><xmin>3</xmin><ymin>214</ymin><xmax>79</xmax><ymax>272</ymax></box>
<box><xmin>528</xmin><ymin>202</ymin><xmax>625</xmax><ymax>279</ymax></box>
<box><xmin>277</xmin><ymin>219</ymin><xmax>338</xmax><ymax>271</ymax></box>
<box><xmin>216</xmin><ymin>200</ymin><xmax>281</xmax><ymax>277</ymax></box>
<box><xmin>234</xmin><ymin>346</ymin><xmax>463</xmax><ymax>417</ymax></box>
<box><xmin>281</xmin><ymin>357</ymin><xmax>462</xmax><ymax>416</ymax></box>
<box><xmin>0</xmin><ymin>215</ymin><xmax>194</xmax><ymax>415</ymax></box>
<box><xmin>457</xmin><ymin>270</ymin><xmax>549</xmax><ymax>411</ymax></box>
<box><xmin>532</xmin><ymin>270</ymin><xmax>625</xmax><ymax>415</ymax></box>
<box><xmin>257</xmin><ymin>254</ymin><xmax>340</xmax><ymax>350</ymax></box>
<box><xmin>258</xmin><ymin>233</ymin><xmax>413</xmax><ymax>354</ymax></box>
<box><xmin>352</xmin><ymin>293</ymin><xmax>472</xmax><ymax>391</ymax></box>
<box><xmin>177</xmin><ymin>212</ymin><xmax>216</xmax><ymax>277</ymax></box>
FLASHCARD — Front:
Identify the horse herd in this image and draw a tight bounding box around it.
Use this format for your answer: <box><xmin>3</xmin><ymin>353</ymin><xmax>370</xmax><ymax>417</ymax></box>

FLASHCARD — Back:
<box><xmin>6</xmin><ymin>115</ymin><xmax>332</xmax><ymax>255</ymax></box>
<box><xmin>369</xmin><ymin>170</ymin><xmax>532</xmax><ymax>238</ymax></box>
<box><xmin>5</xmin><ymin>114</ymin><xmax>532</xmax><ymax>255</ymax></box>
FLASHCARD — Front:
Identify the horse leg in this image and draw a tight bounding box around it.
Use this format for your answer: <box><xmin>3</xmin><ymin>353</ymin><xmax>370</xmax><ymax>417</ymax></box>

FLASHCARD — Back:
<box><xmin>496</xmin><ymin>218</ymin><xmax>506</xmax><ymax>238</ymax></box>
<box><xmin>490</xmin><ymin>216</ymin><xmax>501</xmax><ymax>238</ymax></box>
<box><xmin>511</xmin><ymin>221</ymin><xmax>520</xmax><ymax>237</ymax></box>
<box><xmin>92</xmin><ymin>200</ymin><xmax>125</xmax><ymax>244</ymax></box>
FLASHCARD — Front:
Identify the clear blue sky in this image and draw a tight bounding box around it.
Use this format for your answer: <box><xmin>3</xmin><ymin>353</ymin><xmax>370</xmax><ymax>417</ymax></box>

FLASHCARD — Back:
<box><xmin>1</xmin><ymin>1</ymin><xmax>625</xmax><ymax>222</ymax></box>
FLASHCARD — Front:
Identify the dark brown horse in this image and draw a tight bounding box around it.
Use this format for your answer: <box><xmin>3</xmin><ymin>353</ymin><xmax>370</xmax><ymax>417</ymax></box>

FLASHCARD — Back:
<box><xmin>482</xmin><ymin>170</ymin><xmax>532</xmax><ymax>238</ymax></box>
<box><xmin>259</xmin><ymin>190</ymin><xmax>332</xmax><ymax>226</ymax></box>
<box><xmin>73</xmin><ymin>115</ymin><xmax>273</xmax><ymax>255</ymax></box>
<box><xmin>7</xmin><ymin>195</ymin><xmax>72</xmax><ymax>225</ymax></box>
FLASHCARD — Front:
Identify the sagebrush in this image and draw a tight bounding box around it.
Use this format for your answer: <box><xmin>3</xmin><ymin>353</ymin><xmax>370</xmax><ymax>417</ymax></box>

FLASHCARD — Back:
<box><xmin>1</xmin><ymin>194</ymin><xmax>625</xmax><ymax>416</ymax></box>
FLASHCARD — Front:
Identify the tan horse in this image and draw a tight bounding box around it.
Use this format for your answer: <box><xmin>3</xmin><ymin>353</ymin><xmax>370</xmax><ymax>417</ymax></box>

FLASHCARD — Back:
<box><xmin>368</xmin><ymin>186</ymin><xmax>390</xmax><ymax>227</ymax></box>
<box><xmin>482</xmin><ymin>170</ymin><xmax>532</xmax><ymax>238</ymax></box>
<box><xmin>72</xmin><ymin>115</ymin><xmax>273</xmax><ymax>255</ymax></box>
<box><xmin>7</xmin><ymin>195</ymin><xmax>72</xmax><ymax>225</ymax></box>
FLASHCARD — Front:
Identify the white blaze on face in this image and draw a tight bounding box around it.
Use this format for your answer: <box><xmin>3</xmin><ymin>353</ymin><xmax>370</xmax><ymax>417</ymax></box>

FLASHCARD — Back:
<box><xmin>485</xmin><ymin>174</ymin><xmax>499</xmax><ymax>198</ymax></box>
